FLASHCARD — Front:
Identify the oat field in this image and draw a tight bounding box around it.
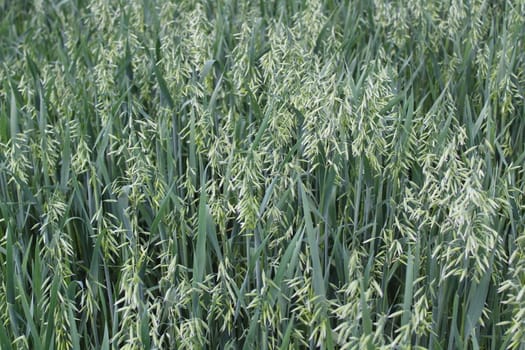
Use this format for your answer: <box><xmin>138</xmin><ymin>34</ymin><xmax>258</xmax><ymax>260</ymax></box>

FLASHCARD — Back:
<box><xmin>1</xmin><ymin>0</ymin><xmax>524</xmax><ymax>349</ymax></box>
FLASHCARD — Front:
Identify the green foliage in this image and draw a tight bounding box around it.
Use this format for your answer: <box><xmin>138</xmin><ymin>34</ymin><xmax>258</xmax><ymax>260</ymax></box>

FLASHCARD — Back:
<box><xmin>0</xmin><ymin>0</ymin><xmax>524</xmax><ymax>348</ymax></box>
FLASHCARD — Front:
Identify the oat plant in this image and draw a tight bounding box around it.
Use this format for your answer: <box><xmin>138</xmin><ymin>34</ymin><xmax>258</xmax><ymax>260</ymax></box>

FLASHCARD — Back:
<box><xmin>0</xmin><ymin>0</ymin><xmax>524</xmax><ymax>349</ymax></box>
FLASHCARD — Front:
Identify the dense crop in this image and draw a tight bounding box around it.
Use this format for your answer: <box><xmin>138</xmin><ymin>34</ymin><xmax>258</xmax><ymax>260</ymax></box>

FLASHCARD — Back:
<box><xmin>1</xmin><ymin>0</ymin><xmax>524</xmax><ymax>349</ymax></box>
